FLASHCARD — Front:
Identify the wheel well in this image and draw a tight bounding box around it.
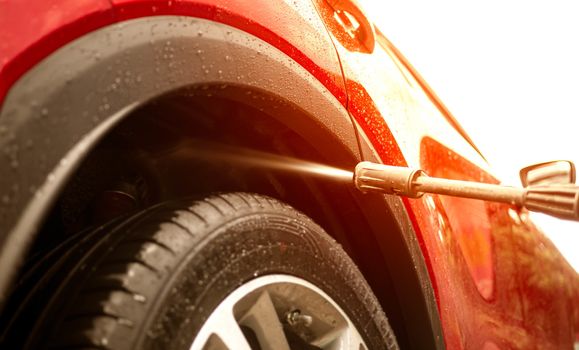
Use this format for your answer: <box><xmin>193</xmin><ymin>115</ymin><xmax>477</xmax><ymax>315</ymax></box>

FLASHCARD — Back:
<box><xmin>0</xmin><ymin>15</ymin><xmax>442</xmax><ymax>349</ymax></box>
<box><xmin>23</xmin><ymin>85</ymin><xmax>428</xmax><ymax>349</ymax></box>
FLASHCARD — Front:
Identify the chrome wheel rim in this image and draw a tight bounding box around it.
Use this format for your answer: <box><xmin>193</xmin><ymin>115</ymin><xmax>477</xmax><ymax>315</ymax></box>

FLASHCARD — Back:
<box><xmin>189</xmin><ymin>274</ymin><xmax>368</xmax><ymax>350</ymax></box>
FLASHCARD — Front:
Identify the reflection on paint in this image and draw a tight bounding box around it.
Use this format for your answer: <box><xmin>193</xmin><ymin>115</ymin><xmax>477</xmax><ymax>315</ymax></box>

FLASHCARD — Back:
<box><xmin>420</xmin><ymin>136</ymin><xmax>496</xmax><ymax>301</ymax></box>
<box><xmin>439</xmin><ymin>196</ymin><xmax>494</xmax><ymax>300</ymax></box>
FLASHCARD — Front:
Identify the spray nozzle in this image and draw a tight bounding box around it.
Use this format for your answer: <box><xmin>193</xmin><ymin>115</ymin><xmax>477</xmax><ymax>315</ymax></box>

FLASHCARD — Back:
<box><xmin>354</xmin><ymin>162</ymin><xmax>426</xmax><ymax>198</ymax></box>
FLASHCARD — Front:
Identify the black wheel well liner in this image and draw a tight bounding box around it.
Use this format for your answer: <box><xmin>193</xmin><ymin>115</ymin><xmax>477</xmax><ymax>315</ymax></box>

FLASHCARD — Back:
<box><xmin>0</xmin><ymin>16</ymin><xmax>444</xmax><ymax>350</ymax></box>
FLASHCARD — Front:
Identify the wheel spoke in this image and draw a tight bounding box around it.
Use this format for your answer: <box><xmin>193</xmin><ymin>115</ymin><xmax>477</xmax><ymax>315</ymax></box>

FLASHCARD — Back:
<box><xmin>212</xmin><ymin>312</ymin><xmax>253</xmax><ymax>350</ymax></box>
<box><xmin>341</xmin><ymin>324</ymin><xmax>366</xmax><ymax>350</ymax></box>
<box><xmin>238</xmin><ymin>291</ymin><xmax>291</xmax><ymax>350</ymax></box>
<box><xmin>190</xmin><ymin>309</ymin><xmax>252</xmax><ymax>350</ymax></box>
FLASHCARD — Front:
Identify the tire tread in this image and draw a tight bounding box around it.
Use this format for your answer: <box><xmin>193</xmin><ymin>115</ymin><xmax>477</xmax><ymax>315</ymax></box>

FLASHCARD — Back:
<box><xmin>3</xmin><ymin>193</ymin><xmax>396</xmax><ymax>350</ymax></box>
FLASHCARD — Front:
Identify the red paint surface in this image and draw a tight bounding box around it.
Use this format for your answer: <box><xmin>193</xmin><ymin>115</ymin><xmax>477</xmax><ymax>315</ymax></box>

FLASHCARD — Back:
<box><xmin>0</xmin><ymin>0</ymin><xmax>114</xmax><ymax>105</ymax></box>
<box><xmin>314</xmin><ymin>0</ymin><xmax>578</xmax><ymax>345</ymax></box>
<box><xmin>418</xmin><ymin>138</ymin><xmax>527</xmax><ymax>349</ymax></box>
<box><xmin>421</xmin><ymin>137</ymin><xmax>496</xmax><ymax>301</ymax></box>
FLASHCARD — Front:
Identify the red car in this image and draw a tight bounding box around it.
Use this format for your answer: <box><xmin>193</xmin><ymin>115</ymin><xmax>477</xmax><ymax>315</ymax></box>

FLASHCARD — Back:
<box><xmin>0</xmin><ymin>0</ymin><xmax>577</xmax><ymax>349</ymax></box>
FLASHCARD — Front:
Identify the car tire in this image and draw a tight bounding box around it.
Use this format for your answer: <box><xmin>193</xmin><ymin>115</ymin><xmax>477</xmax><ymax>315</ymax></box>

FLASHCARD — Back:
<box><xmin>1</xmin><ymin>192</ymin><xmax>398</xmax><ymax>349</ymax></box>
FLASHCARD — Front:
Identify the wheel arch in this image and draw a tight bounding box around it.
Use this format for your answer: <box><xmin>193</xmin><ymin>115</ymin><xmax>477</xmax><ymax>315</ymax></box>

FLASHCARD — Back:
<box><xmin>0</xmin><ymin>15</ymin><xmax>443</xmax><ymax>350</ymax></box>
<box><xmin>0</xmin><ymin>14</ymin><xmax>352</xmax><ymax>296</ymax></box>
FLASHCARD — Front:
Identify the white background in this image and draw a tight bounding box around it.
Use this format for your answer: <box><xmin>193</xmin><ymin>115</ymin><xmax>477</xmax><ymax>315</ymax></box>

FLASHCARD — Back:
<box><xmin>358</xmin><ymin>0</ymin><xmax>579</xmax><ymax>272</ymax></box>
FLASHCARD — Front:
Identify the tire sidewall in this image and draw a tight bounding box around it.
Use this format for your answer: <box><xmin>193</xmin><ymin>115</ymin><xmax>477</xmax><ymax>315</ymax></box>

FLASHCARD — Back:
<box><xmin>139</xmin><ymin>211</ymin><xmax>391</xmax><ymax>349</ymax></box>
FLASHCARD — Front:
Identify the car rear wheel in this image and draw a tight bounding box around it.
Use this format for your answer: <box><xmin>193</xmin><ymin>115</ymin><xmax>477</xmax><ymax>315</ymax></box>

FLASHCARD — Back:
<box><xmin>0</xmin><ymin>192</ymin><xmax>398</xmax><ymax>349</ymax></box>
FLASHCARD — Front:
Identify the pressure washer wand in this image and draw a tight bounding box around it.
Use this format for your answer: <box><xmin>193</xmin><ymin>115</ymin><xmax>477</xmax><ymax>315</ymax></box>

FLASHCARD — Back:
<box><xmin>354</xmin><ymin>161</ymin><xmax>579</xmax><ymax>221</ymax></box>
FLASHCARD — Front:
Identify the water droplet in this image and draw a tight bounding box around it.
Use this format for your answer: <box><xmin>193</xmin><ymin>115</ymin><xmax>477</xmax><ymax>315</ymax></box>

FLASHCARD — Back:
<box><xmin>41</xmin><ymin>108</ymin><xmax>48</xmax><ymax>116</ymax></box>
<box><xmin>2</xmin><ymin>195</ymin><xmax>9</xmax><ymax>204</ymax></box>
<box><xmin>134</xmin><ymin>294</ymin><xmax>147</xmax><ymax>303</ymax></box>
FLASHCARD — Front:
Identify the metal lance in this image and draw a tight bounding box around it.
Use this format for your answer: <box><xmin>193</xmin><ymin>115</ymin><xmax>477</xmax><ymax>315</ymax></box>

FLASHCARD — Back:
<box><xmin>354</xmin><ymin>161</ymin><xmax>579</xmax><ymax>221</ymax></box>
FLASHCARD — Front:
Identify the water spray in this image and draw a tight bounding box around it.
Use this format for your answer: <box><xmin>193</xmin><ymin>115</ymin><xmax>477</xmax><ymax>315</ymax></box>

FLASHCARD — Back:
<box><xmin>185</xmin><ymin>141</ymin><xmax>579</xmax><ymax>221</ymax></box>
<box><xmin>353</xmin><ymin>161</ymin><xmax>579</xmax><ymax>221</ymax></box>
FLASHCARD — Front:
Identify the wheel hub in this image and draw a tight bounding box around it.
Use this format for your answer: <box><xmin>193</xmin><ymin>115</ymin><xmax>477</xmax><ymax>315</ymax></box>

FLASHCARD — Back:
<box><xmin>190</xmin><ymin>274</ymin><xmax>368</xmax><ymax>350</ymax></box>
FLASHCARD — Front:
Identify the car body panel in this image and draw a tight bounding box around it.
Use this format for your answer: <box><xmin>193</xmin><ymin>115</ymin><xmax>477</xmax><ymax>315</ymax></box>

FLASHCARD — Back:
<box><xmin>311</xmin><ymin>0</ymin><xmax>578</xmax><ymax>348</ymax></box>
<box><xmin>0</xmin><ymin>0</ymin><xmax>577</xmax><ymax>349</ymax></box>
<box><xmin>509</xmin><ymin>210</ymin><xmax>579</xmax><ymax>348</ymax></box>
